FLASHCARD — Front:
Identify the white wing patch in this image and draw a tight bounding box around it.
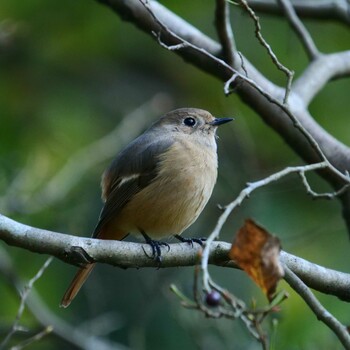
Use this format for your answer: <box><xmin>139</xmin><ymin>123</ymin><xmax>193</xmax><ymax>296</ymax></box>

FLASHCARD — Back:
<box><xmin>116</xmin><ymin>174</ymin><xmax>140</xmax><ymax>188</ymax></box>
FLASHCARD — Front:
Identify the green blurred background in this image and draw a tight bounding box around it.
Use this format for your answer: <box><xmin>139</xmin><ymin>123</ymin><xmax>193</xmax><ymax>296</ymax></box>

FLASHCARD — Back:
<box><xmin>1</xmin><ymin>1</ymin><xmax>350</xmax><ymax>349</ymax></box>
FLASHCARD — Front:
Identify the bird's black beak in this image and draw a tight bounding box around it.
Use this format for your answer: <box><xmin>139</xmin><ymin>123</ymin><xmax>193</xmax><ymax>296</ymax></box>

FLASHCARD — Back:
<box><xmin>209</xmin><ymin>117</ymin><xmax>234</xmax><ymax>126</ymax></box>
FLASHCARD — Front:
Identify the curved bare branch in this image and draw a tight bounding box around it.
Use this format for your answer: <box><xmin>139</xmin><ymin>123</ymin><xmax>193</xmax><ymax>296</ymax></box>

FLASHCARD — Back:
<box><xmin>283</xmin><ymin>265</ymin><xmax>350</xmax><ymax>349</ymax></box>
<box><xmin>247</xmin><ymin>0</ymin><xmax>350</xmax><ymax>26</ymax></box>
<box><xmin>293</xmin><ymin>51</ymin><xmax>350</xmax><ymax>105</ymax></box>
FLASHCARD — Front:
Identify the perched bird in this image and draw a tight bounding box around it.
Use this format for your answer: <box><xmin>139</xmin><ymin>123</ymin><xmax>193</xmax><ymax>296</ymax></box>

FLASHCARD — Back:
<box><xmin>60</xmin><ymin>108</ymin><xmax>233</xmax><ymax>307</ymax></box>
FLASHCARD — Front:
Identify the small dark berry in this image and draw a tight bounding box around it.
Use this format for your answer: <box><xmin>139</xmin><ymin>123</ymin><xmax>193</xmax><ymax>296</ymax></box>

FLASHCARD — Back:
<box><xmin>205</xmin><ymin>290</ymin><xmax>221</xmax><ymax>307</ymax></box>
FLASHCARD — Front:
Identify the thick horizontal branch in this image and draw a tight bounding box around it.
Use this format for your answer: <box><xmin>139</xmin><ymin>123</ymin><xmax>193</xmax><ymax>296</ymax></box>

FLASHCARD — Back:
<box><xmin>247</xmin><ymin>0</ymin><xmax>350</xmax><ymax>26</ymax></box>
<box><xmin>0</xmin><ymin>214</ymin><xmax>230</xmax><ymax>269</ymax></box>
<box><xmin>281</xmin><ymin>252</ymin><xmax>350</xmax><ymax>302</ymax></box>
<box><xmin>1</xmin><ymin>214</ymin><xmax>350</xmax><ymax>301</ymax></box>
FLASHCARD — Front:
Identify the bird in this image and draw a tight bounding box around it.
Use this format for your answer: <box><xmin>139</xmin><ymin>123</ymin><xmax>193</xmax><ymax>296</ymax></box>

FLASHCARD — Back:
<box><xmin>60</xmin><ymin>107</ymin><xmax>233</xmax><ymax>308</ymax></box>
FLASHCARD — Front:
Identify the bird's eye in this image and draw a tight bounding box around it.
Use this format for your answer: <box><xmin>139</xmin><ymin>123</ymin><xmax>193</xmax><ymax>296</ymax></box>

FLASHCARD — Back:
<box><xmin>184</xmin><ymin>117</ymin><xmax>196</xmax><ymax>127</ymax></box>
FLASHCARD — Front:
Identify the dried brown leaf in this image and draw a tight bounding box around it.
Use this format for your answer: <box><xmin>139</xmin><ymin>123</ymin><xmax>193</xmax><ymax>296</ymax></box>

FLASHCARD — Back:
<box><xmin>229</xmin><ymin>219</ymin><xmax>284</xmax><ymax>300</ymax></box>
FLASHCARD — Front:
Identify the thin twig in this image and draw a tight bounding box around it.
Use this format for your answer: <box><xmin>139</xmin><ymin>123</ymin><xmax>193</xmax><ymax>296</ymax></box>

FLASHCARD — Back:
<box><xmin>206</xmin><ymin>278</ymin><xmax>263</xmax><ymax>340</ymax></box>
<box><xmin>237</xmin><ymin>51</ymin><xmax>248</xmax><ymax>77</ymax></box>
<box><xmin>237</xmin><ymin>0</ymin><xmax>294</xmax><ymax>103</ymax></box>
<box><xmin>299</xmin><ymin>171</ymin><xmax>350</xmax><ymax>199</ymax></box>
<box><xmin>190</xmin><ymin>265</ymin><xmax>237</xmax><ymax>319</ymax></box>
<box><xmin>10</xmin><ymin>326</ymin><xmax>53</xmax><ymax>350</ymax></box>
<box><xmin>0</xmin><ymin>257</ymin><xmax>53</xmax><ymax>350</ymax></box>
<box><xmin>191</xmin><ymin>264</ymin><xmax>265</xmax><ymax>341</ymax></box>
<box><xmin>186</xmin><ymin>262</ymin><xmax>274</xmax><ymax>346</ymax></box>
<box><xmin>283</xmin><ymin>265</ymin><xmax>350</xmax><ymax>349</ymax></box>
<box><xmin>201</xmin><ymin>162</ymin><xmax>329</xmax><ymax>291</ymax></box>
<box><xmin>0</xmin><ymin>247</ymin><xmax>128</xmax><ymax>350</ymax></box>
<box><xmin>215</xmin><ymin>0</ymin><xmax>236</xmax><ymax>66</ymax></box>
<box><xmin>276</xmin><ymin>0</ymin><xmax>320</xmax><ymax>60</ymax></box>
<box><xmin>224</xmin><ymin>73</ymin><xmax>238</xmax><ymax>95</ymax></box>
<box><xmin>153</xmin><ymin>32</ymin><xmax>187</xmax><ymax>50</ymax></box>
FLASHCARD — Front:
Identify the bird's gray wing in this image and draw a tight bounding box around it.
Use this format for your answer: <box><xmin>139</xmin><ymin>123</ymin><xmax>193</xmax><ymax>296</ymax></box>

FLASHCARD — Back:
<box><xmin>92</xmin><ymin>132</ymin><xmax>173</xmax><ymax>237</ymax></box>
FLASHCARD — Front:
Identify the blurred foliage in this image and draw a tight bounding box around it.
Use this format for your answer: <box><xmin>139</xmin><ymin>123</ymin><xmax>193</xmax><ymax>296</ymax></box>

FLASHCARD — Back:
<box><xmin>0</xmin><ymin>0</ymin><xmax>350</xmax><ymax>349</ymax></box>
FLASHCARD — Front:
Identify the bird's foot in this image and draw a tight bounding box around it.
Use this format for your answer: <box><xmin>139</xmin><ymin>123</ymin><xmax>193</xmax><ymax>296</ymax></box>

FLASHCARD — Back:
<box><xmin>174</xmin><ymin>234</ymin><xmax>206</xmax><ymax>247</ymax></box>
<box><xmin>141</xmin><ymin>232</ymin><xmax>170</xmax><ymax>265</ymax></box>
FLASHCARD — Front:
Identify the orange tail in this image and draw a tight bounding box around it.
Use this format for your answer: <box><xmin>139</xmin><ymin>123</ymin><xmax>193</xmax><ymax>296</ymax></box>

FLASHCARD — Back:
<box><xmin>60</xmin><ymin>226</ymin><xmax>127</xmax><ymax>308</ymax></box>
<box><xmin>60</xmin><ymin>263</ymin><xmax>95</xmax><ymax>308</ymax></box>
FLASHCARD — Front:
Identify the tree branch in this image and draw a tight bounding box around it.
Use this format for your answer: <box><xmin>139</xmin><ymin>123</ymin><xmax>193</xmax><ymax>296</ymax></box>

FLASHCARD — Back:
<box><xmin>1</xmin><ymin>214</ymin><xmax>350</xmax><ymax>301</ymax></box>
<box><xmin>238</xmin><ymin>0</ymin><xmax>294</xmax><ymax>103</ymax></box>
<box><xmin>281</xmin><ymin>252</ymin><xmax>350</xmax><ymax>302</ymax></box>
<box><xmin>283</xmin><ymin>265</ymin><xmax>350</xmax><ymax>349</ymax></box>
<box><xmin>247</xmin><ymin>0</ymin><xmax>350</xmax><ymax>26</ymax></box>
<box><xmin>293</xmin><ymin>51</ymin><xmax>350</xmax><ymax>106</ymax></box>
<box><xmin>0</xmin><ymin>257</ymin><xmax>53</xmax><ymax>350</ymax></box>
<box><xmin>276</xmin><ymin>0</ymin><xmax>320</xmax><ymax>60</ymax></box>
<box><xmin>215</xmin><ymin>0</ymin><xmax>236</xmax><ymax>66</ymax></box>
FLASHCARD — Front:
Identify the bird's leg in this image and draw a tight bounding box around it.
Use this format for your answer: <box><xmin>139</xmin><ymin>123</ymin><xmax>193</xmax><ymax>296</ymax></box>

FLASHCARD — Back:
<box><xmin>174</xmin><ymin>234</ymin><xmax>206</xmax><ymax>247</ymax></box>
<box><xmin>141</xmin><ymin>231</ymin><xmax>170</xmax><ymax>264</ymax></box>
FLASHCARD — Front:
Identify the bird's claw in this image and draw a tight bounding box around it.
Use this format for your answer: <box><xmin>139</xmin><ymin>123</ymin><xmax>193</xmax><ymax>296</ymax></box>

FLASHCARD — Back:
<box><xmin>174</xmin><ymin>234</ymin><xmax>206</xmax><ymax>247</ymax></box>
<box><xmin>141</xmin><ymin>232</ymin><xmax>170</xmax><ymax>266</ymax></box>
